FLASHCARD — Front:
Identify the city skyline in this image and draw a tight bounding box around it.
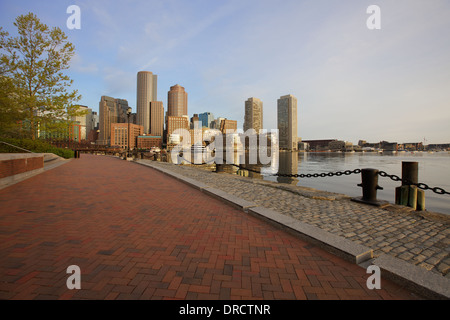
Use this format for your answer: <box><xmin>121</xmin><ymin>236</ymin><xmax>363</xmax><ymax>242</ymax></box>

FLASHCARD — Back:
<box><xmin>1</xmin><ymin>1</ymin><xmax>450</xmax><ymax>144</ymax></box>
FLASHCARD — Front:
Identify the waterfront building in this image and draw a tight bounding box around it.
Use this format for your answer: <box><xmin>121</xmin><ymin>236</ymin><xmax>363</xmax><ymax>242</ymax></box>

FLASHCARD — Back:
<box><xmin>220</xmin><ymin>119</ymin><xmax>237</xmax><ymax>134</ymax></box>
<box><xmin>302</xmin><ymin>139</ymin><xmax>336</xmax><ymax>151</ymax></box>
<box><xmin>137</xmin><ymin>135</ymin><xmax>163</xmax><ymax>150</ymax></box>
<box><xmin>211</xmin><ymin>117</ymin><xmax>225</xmax><ymax>130</ymax></box>
<box><xmin>328</xmin><ymin>140</ymin><xmax>353</xmax><ymax>152</ymax></box>
<box><xmin>149</xmin><ymin>101</ymin><xmax>164</xmax><ymax>137</ymax></box>
<box><xmin>244</xmin><ymin>97</ymin><xmax>263</xmax><ymax>133</ymax></box>
<box><xmin>167</xmin><ymin>84</ymin><xmax>188</xmax><ymax>117</ymax></box>
<box><xmin>277</xmin><ymin>94</ymin><xmax>298</xmax><ymax>151</ymax></box>
<box><xmin>190</xmin><ymin>114</ymin><xmax>199</xmax><ymax>129</ymax></box>
<box><xmin>86</xmin><ymin>109</ymin><xmax>98</xmax><ymax>140</ymax></box>
<box><xmin>70</xmin><ymin>105</ymin><xmax>89</xmax><ymax>141</ymax></box>
<box><xmin>98</xmin><ymin>96</ymin><xmax>130</xmax><ymax>145</ymax></box>
<box><xmin>166</xmin><ymin>115</ymin><xmax>189</xmax><ymax>144</ymax></box>
<box><xmin>198</xmin><ymin>112</ymin><xmax>215</xmax><ymax>128</ymax></box>
<box><xmin>136</xmin><ymin>71</ymin><xmax>158</xmax><ymax>134</ymax></box>
<box><xmin>110</xmin><ymin>123</ymin><xmax>144</xmax><ymax>150</ymax></box>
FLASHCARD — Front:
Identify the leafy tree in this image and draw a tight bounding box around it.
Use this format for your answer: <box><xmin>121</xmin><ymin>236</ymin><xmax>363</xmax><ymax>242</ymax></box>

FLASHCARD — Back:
<box><xmin>0</xmin><ymin>12</ymin><xmax>83</xmax><ymax>140</ymax></box>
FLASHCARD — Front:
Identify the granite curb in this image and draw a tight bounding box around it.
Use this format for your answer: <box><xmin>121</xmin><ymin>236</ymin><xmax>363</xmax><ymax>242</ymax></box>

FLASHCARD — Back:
<box><xmin>133</xmin><ymin>159</ymin><xmax>450</xmax><ymax>300</ymax></box>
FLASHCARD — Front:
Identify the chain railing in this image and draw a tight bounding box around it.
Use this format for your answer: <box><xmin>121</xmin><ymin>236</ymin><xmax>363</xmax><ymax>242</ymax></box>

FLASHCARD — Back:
<box><xmin>176</xmin><ymin>154</ymin><xmax>450</xmax><ymax>196</ymax></box>
<box><xmin>378</xmin><ymin>170</ymin><xmax>450</xmax><ymax>195</ymax></box>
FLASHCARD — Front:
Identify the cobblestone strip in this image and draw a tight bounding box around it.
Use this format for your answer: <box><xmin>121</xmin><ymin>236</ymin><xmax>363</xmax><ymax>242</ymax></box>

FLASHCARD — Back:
<box><xmin>139</xmin><ymin>160</ymin><xmax>450</xmax><ymax>278</ymax></box>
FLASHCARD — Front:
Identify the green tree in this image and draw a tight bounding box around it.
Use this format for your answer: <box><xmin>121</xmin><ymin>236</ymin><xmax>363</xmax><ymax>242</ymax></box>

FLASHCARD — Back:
<box><xmin>0</xmin><ymin>12</ymin><xmax>83</xmax><ymax>140</ymax></box>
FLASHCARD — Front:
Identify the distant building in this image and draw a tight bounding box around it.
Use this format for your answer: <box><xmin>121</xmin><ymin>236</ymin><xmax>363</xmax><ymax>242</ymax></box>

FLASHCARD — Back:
<box><xmin>137</xmin><ymin>135</ymin><xmax>162</xmax><ymax>150</ymax></box>
<box><xmin>190</xmin><ymin>114</ymin><xmax>199</xmax><ymax>129</ymax></box>
<box><xmin>166</xmin><ymin>115</ymin><xmax>189</xmax><ymax>145</ymax></box>
<box><xmin>244</xmin><ymin>97</ymin><xmax>263</xmax><ymax>133</ymax></box>
<box><xmin>328</xmin><ymin>140</ymin><xmax>353</xmax><ymax>152</ymax></box>
<box><xmin>220</xmin><ymin>119</ymin><xmax>237</xmax><ymax>134</ymax></box>
<box><xmin>198</xmin><ymin>112</ymin><xmax>215</xmax><ymax>128</ymax></box>
<box><xmin>70</xmin><ymin>105</ymin><xmax>89</xmax><ymax>141</ymax></box>
<box><xmin>298</xmin><ymin>141</ymin><xmax>310</xmax><ymax>151</ymax></box>
<box><xmin>189</xmin><ymin>127</ymin><xmax>210</xmax><ymax>145</ymax></box>
<box><xmin>167</xmin><ymin>84</ymin><xmax>188</xmax><ymax>117</ymax></box>
<box><xmin>211</xmin><ymin>117</ymin><xmax>225</xmax><ymax>130</ymax></box>
<box><xmin>149</xmin><ymin>101</ymin><xmax>164</xmax><ymax>137</ymax></box>
<box><xmin>302</xmin><ymin>139</ymin><xmax>336</xmax><ymax>151</ymax></box>
<box><xmin>110</xmin><ymin>123</ymin><xmax>144</xmax><ymax>150</ymax></box>
<box><xmin>86</xmin><ymin>110</ymin><xmax>99</xmax><ymax>141</ymax></box>
<box><xmin>98</xmin><ymin>96</ymin><xmax>130</xmax><ymax>145</ymax></box>
<box><xmin>277</xmin><ymin>94</ymin><xmax>298</xmax><ymax>150</ymax></box>
<box><xmin>136</xmin><ymin>71</ymin><xmax>158</xmax><ymax>134</ymax></box>
<box><xmin>401</xmin><ymin>142</ymin><xmax>424</xmax><ymax>151</ymax></box>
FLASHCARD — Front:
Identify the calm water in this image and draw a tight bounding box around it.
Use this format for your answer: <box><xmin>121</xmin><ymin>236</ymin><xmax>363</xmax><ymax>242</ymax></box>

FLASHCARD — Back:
<box><xmin>259</xmin><ymin>151</ymin><xmax>450</xmax><ymax>215</ymax></box>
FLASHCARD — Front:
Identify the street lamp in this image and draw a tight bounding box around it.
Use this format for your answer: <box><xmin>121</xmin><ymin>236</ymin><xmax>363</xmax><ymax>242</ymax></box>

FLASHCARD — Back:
<box><xmin>127</xmin><ymin>107</ymin><xmax>132</xmax><ymax>158</ymax></box>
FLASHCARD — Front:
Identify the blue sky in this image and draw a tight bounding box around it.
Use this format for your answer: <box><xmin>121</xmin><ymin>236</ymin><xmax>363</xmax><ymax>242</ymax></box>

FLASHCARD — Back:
<box><xmin>1</xmin><ymin>0</ymin><xmax>449</xmax><ymax>144</ymax></box>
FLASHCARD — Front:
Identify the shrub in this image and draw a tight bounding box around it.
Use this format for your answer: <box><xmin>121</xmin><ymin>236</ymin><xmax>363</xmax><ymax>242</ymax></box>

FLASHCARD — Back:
<box><xmin>0</xmin><ymin>137</ymin><xmax>74</xmax><ymax>159</ymax></box>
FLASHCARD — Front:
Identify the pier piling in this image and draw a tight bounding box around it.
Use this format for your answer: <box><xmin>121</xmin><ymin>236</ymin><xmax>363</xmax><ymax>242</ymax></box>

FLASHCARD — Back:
<box><xmin>395</xmin><ymin>161</ymin><xmax>425</xmax><ymax>211</ymax></box>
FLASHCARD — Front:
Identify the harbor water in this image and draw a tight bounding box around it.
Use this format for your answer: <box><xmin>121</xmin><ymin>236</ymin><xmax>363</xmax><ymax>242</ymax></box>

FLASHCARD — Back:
<box><xmin>261</xmin><ymin>151</ymin><xmax>450</xmax><ymax>215</ymax></box>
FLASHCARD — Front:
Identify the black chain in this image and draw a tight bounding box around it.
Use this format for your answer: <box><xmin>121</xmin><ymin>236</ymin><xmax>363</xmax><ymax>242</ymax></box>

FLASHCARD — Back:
<box><xmin>232</xmin><ymin>163</ymin><xmax>361</xmax><ymax>178</ymax></box>
<box><xmin>378</xmin><ymin>171</ymin><xmax>450</xmax><ymax>195</ymax></box>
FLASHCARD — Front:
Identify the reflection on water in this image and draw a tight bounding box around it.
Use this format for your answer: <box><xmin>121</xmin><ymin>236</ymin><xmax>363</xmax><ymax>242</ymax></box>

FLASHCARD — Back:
<box><xmin>262</xmin><ymin>151</ymin><xmax>450</xmax><ymax>215</ymax></box>
<box><xmin>277</xmin><ymin>151</ymin><xmax>299</xmax><ymax>185</ymax></box>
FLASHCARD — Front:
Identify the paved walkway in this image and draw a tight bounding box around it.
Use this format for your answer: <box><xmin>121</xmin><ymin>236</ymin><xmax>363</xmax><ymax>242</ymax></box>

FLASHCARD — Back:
<box><xmin>0</xmin><ymin>154</ymin><xmax>422</xmax><ymax>300</ymax></box>
<box><xmin>141</xmin><ymin>160</ymin><xmax>450</xmax><ymax>279</ymax></box>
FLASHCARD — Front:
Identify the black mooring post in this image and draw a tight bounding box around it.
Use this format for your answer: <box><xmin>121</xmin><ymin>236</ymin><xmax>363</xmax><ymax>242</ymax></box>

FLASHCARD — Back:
<box><xmin>352</xmin><ymin>168</ymin><xmax>388</xmax><ymax>207</ymax></box>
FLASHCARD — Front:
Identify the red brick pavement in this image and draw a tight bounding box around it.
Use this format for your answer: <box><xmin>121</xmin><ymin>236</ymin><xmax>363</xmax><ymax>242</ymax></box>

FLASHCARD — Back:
<box><xmin>0</xmin><ymin>154</ymin><xmax>421</xmax><ymax>300</ymax></box>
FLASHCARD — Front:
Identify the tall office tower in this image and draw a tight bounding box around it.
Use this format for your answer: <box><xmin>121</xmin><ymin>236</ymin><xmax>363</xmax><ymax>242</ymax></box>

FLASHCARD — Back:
<box><xmin>137</xmin><ymin>71</ymin><xmax>158</xmax><ymax>134</ymax></box>
<box><xmin>244</xmin><ymin>97</ymin><xmax>263</xmax><ymax>133</ymax></box>
<box><xmin>98</xmin><ymin>96</ymin><xmax>130</xmax><ymax>145</ymax></box>
<box><xmin>149</xmin><ymin>101</ymin><xmax>164</xmax><ymax>137</ymax></box>
<box><xmin>167</xmin><ymin>84</ymin><xmax>188</xmax><ymax>117</ymax></box>
<box><xmin>198</xmin><ymin>112</ymin><xmax>215</xmax><ymax>128</ymax></box>
<box><xmin>277</xmin><ymin>94</ymin><xmax>298</xmax><ymax>151</ymax></box>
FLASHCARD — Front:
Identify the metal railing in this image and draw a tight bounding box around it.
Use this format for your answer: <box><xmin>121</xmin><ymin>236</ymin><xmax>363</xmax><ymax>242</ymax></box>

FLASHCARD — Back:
<box><xmin>0</xmin><ymin>140</ymin><xmax>35</xmax><ymax>153</ymax></box>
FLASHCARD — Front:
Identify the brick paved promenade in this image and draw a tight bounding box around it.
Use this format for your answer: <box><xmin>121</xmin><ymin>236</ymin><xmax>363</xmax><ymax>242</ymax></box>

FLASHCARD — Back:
<box><xmin>0</xmin><ymin>154</ymin><xmax>422</xmax><ymax>300</ymax></box>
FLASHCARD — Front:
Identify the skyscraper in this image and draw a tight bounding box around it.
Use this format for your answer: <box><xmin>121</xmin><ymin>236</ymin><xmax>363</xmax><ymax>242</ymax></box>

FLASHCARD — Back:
<box><xmin>149</xmin><ymin>101</ymin><xmax>164</xmax><ymax>137</ymax></box>
<box><xmin>198</xmin><ymin>112</ymin><xmax>215</xmax><ymax>128</ymax></box>
<box><xmin>244</xmin><ymin>97</ymin><xmax>263</xmax><ymax>133</ymax></box>
<box><xmin>98</xmin><ymin>96</ymin><xmax>130</xmax><ymax>145</ymax></box>
<box><xmin>167</xmin><ymin>84</ymin><xmax>188</xmax><ymax>117</ymax></box>
<box><xmin>137</xmin><ymin>71</ymin><xmax>157</xmax><ymax>134</ymax></box>
<box><xmin>277</xmin><ymin>94</ymin><xmax>298</xmax><ymax>150</ymax></box>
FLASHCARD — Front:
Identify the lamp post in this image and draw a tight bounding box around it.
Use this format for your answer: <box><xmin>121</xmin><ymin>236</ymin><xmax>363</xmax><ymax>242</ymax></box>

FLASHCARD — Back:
<box><xmin>127</xmin><ymin>107</ymin><xmax>132</xmax><ymax>159</ymax></box>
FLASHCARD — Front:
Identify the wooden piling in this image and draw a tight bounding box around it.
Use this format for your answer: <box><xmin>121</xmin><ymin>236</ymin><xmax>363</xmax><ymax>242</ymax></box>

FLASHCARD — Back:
<box><xmin>396</xmin><ymin>185</ymin><xmax>409</xmax><ymax>206</ymax></box>
<box><xmin>408</xmin><ymin>185</ymin><xmax>418</xmax><ymax>210</ymax></box>
<box><xmin>394</xmin><ymin>161</ymin><xmax>425</xmax><ymax>211</ymax></box>
<box><xmin>417</xmin><ymin>189</ymin><xmax>426</xmax><ymax>211</ymax></box>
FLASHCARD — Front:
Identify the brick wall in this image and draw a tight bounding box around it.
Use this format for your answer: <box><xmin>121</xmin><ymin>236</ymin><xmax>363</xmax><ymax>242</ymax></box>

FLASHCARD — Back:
<box><xmin>0</xmin><ymin>155</ymin><xmax>44</xmax><ymax>179</ymax></box>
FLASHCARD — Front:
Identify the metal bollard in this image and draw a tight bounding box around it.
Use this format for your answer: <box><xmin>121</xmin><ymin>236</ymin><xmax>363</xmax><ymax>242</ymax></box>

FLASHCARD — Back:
<box><xmin>352</xmin><ymin>168</ymin><xmax>388</xmax><ymax>207</ymax></box>
<box><xmin>215</xmin><ymin>163</ymin><xmax>224</xmax><ymax>173</ymax></box>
